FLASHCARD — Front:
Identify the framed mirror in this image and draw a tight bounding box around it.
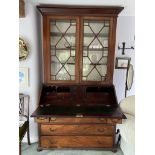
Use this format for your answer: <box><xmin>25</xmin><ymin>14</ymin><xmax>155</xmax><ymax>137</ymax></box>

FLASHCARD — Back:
<box><xmin>126</xmin><ymin>64</ymin><xmax>134</xmax><ymax>90</ymax></box>
<box><xmin>125</xmin><ymin>64</ymin><xmax>134</xmax><ymax>97</ymax></box>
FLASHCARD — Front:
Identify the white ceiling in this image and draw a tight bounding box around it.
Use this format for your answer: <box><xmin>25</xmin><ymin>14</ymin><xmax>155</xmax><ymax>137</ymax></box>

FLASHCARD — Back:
<box><xmin>27</xmin><ymin>0</ymin><xmax>135</xmax><ymax>16</ymax></box>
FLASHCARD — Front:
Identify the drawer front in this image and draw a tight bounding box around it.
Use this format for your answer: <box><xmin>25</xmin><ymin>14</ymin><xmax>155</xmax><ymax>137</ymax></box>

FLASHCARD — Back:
<box><xmin>41</xmin><ymin>124</ymin><xmax>114</xmax><ymax>135</ymax></box>
<box><xmin>49</xmin><ymin>117</ymin><xmax>107</xmax><ymax>123</ymax></box>
<box><xmin>107</xmin><ymin>118</ymin><xmax>122</xmax><ymax>124</ymax></box>
<box><xmin>35</xmin><ymin>117</ymin><xmax>49</xmax><ymax>123</ymax></box>
<box><xmin>41</xmin><ymin>136</ymin><xmax>113</xmax><ymax>148</ymax></box>
<box><xmin>35</xmin><ymin>117</ymin><xmax>122</xmax><ymax>124</ymax></box>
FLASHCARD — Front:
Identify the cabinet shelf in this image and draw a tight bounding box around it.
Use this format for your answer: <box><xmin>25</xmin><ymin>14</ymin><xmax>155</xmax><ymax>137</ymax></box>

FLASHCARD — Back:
<box><xmin>50</xmin><ymin>46</ymin><xmax>108</xmax><ymax>51</ymax></box>
<box><xmin>50</xmin><ymin>32</ymin><xmax>108</xmax><ymax>37</ymax></box>
<box><xmin>51</xmin><ymin>61</ymin><xmax>75</xmax><ymax>65</ymax></box>
<box><xmin>83</xmin><ymin>47</ymin><xmax>108</xmax><ymax>51</ymax></box>
<box><xmin>84</xmin><ymin>63</ymin><xmax>107</xmax><ymax>65</ymax></box>
<box><xmin>51</xmin><ymin>61</ymin><xmax>107</xmax><ymax>66</ymax></box>
<box><xmin>50</xmin><ymin>46</ymin><xmax>76</xmax><ymax>50</ymax></box>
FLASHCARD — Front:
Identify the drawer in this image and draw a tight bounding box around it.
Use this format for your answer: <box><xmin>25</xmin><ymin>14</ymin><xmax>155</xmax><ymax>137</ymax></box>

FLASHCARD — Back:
<box><xmin>35</xmin><ymin>117</ymin><xmax>50</xmax><ymax>123</ymax></box>
<box><xmin>107</xmin><ymin>118</ymin><xmax>122</xmax><ymax>124</ymax></box>
<box><xmin>41</xmin><ymin>124</ymin><xmax>114</xmax><ymax>136</ymax></box>
<box><xmin>49</xmin><ymin>117</ymin><xmax>107</xmax><ymax>124</ymax></box>
<box><xmin>40</xmin><ymin>136</ymin><xmax>113</xmax><ymax>148</ymax></box>
<box><xmin>35</xmin><ymin>117</ymin><xmax>122</xmax><ymax>124</ymax></box>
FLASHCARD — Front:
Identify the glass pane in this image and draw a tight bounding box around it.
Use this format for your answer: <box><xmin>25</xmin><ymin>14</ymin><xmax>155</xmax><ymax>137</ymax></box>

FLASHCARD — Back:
<box><xmin>56</xmin><ymin>51</ymin><xmax>70</xmax><ymax>63</ymax></box>
<box><xmin>56</xmin><ymin>68</ymin><xmax>70</xmax><ymax>80</ymax></box>
<box><xmin>88</xmin><ymin>52</ymin><xmax>102</xmax><ymax>63</ymax></box>
<box><xmin>87</xmin><ymin>68</ymin><xmax>101</xmax><ymax>81</ymax></box>
<box><xmin>99</xmin><ymin>57</ymin><xmax>107</xmax><ymax>64</ymax></box>
<box><xmin>64</xmin><ymin>64</ymin><xmax>75</xmax><ymax>75</ymax></box>
<box><xmin>96</xmin><ymin>65</ymin><xmax>107</xmax><ymax>76</ymax></box>
<box><xmin>51</xmin><ymin>56</ymin><xmax>62</xmax><ymax>75</ymax></box>
<box><xmin>50</xmin><ymin>19</ymin><xmax>76</xmax><ymax>80</ymax></box>
<box><xmin>82</xmin><ymin>19</ymin><xmax>109</xmax><ymax>81</ymax></box>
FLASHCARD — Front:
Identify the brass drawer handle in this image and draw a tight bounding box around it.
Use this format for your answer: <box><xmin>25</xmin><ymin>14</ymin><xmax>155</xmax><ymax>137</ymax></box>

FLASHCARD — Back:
<box><xmin>50</xmin><ymin>141</ymin><xmax>55</xmax><ymax>145</ymax></box>
<box><xmin>49</xmin><ymin>128</ymin><xmax>56</xmax><ymax>132</ymax></box>
<box><xmin>48</xmin><ymin>139</ymin><xmax>56</xmax><ymax>145</ymax></box>
<box><xmin>99</xmin><ymin>118</ymin><xmax>106</xmax><ymax>121</ymax></box>
<box><xmin>38</xmin><ymin>117</ymin><xmax>47</xmax><ymax>120</ymax></box>
<box><xmin>50</xmin><ymin>117</ymin><xmax>56</xmax><ymax>121</ymax></box>
<box><xmin>76</xmin><ymin>114</ymin><xmax>83</xmax><ymax>118</ymax></box>
<box><xmin>97</xmin><ymin>128</ymin><xmax>105</xmax><ymax>133</ymax></box>
<box><xmin>97</xmin><ymin>140</ymin><xmax>102</xmax><ymax>145</ymax></box>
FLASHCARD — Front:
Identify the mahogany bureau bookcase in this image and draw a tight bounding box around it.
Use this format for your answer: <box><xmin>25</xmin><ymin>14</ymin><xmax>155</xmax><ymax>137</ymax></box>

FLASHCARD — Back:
<box><xmin>31</xmin><ymin>5</ymin><xmax>126</xmax><ymax>152</ymax></box>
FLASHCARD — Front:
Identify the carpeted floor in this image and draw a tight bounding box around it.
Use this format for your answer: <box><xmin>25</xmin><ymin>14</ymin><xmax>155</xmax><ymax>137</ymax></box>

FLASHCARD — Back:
<box><xmin>22</xmin><ymin>143</ymin><xmax>124</xmax><ymax>155</ymax></box>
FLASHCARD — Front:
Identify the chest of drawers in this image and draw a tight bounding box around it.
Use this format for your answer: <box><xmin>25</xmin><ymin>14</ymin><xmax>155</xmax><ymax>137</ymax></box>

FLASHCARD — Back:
<box><xmin>33</xmin><ymin>114</ymin><xmax>124</xmax><ymax>152</ymax></box>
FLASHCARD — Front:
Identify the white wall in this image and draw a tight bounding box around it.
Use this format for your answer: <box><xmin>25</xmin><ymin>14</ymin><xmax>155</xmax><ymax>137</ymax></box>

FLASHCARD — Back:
<box><xmin>20</xmin><ymin>0</ymin><xmax>135</xmax><ymax>142</ymax></box>
<box><xmin>19</xmin><ymin>2</ymin><xmax>42</xmax><ymax>142</ymax></box>
<box><xmin>114</xmin><ymin>16</ymin><xmax>135</xmax><ymax>102</ymax></box>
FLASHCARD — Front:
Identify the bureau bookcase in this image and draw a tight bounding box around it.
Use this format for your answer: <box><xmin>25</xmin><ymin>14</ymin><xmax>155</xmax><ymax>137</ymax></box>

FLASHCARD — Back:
<box><xmin>31</xmin><ymin>5</ymin><xmax>125</xmax><ymax>152</ymax></box>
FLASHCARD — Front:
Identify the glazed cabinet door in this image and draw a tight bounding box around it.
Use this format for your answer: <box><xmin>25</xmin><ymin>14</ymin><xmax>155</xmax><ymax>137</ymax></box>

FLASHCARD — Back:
<box><xmin>80</xmin><ymin>17</ymin><xmax>114</xmax><ymax>84</ymax></box>
<box><xmin>44</xmin><ymin>16</ymin><xmax>80</xmax><ymax>83</ymax></box>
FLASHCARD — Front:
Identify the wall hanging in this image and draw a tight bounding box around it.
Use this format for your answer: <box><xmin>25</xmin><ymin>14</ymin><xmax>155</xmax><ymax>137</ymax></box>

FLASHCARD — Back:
<box><xmin>19</xmin><ymin>37</ymin><xmax>29</xmax><ymax>61</ymax></box>
<box><xmin>115</xmin><ymin>57</ymin><xmax>131</xmax><ymax>69</ymax></box>
<box><xmin>19</xmin><ymin>67</ymin><xmax>29</xmax><ymax>88</ymax></box>
<box><xmin>125</xmin><ymin>64</ymin><xmax>134</xmax><ymax>97</ymax></box>
<box><xmin>115</xmin><ymin>57</ymin><xmax>134</xmax><ymax>97</ymax></box>
<box><xmin>118</xmin><ymin>42</ymin><xmax>134</xmax><ymax>55</ymax></box>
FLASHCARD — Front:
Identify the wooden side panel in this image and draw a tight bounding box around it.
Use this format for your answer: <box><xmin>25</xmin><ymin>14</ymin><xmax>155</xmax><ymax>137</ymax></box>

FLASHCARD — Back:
<box><xmin>19</xmin><ymin>0</ymin><xmax>25</xmax><ymax>18</ymax></box>
<box><xmin>41</xmin><ymin>124</ymin><xmax>114</xmax><ymax>135</ymax></box>
<box><xmin>41</xmin><ymin>136</ymin><xmax>113</xmax><ymax>148</ymax></box>
<box><xmin>108</xmin><ymin>17</ymin><xmax>117</xmax><ymax>83</ymax></box>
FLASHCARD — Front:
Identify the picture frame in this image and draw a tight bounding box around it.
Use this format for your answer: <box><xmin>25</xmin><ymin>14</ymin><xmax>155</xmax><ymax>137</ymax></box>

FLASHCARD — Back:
<box><xmin>115</xmin><ymin>57</ymin><xmax>131</xmax><ymax>69</ymax></box>
<box><xmin>19</xmin><ymin>67</ymin><xmax>29</xmax><ymax>88</ymax></box>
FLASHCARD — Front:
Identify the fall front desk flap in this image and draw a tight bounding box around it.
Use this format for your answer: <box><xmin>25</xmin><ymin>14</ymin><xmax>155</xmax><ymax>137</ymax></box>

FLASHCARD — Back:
<box><xmin>31</xmin><ymin>105</ymin><xmax>126</xmax><ymax>119</ymax></box>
